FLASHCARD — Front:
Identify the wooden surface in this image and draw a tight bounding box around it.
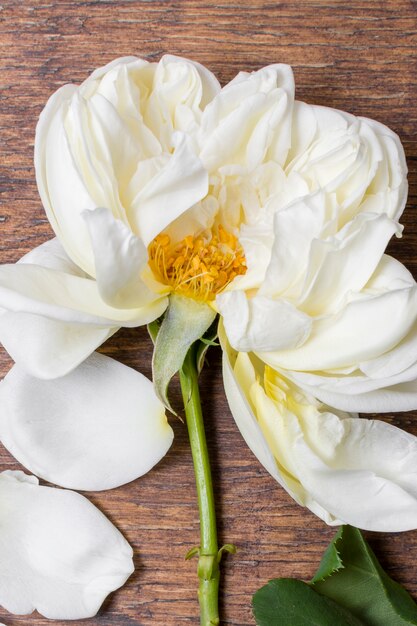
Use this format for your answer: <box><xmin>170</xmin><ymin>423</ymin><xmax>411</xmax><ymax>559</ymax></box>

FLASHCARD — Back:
<box><xmin>1</xmin><ymin>1</ymin><xmax>417</xmax><ymax>624</ymax></box>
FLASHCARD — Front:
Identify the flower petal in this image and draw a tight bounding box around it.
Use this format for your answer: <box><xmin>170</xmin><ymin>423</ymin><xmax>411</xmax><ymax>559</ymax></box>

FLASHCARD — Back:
<box><xmin>0</xmin><ymin>353</ymin><xmax>173</xmax><ymax>491</ymax></box>
<box><xmin>35</xmin><ymin>86</ymin><xmax>98</xmax><ymax>275</ymax></box>
<box><xmin>220</xmin><ymin>326</ymin><xmax>289</xmax><ymax>492</ymax></box>
<box><xmin>0</xmin><ymin>470</ymin><xmax>133</xmax><ymax>619</ymax></box>
<box><xmin>222</xmin><ymin>328</ymin><xmax>417</xmax><ymax>532</ymax></box>
<box><xmin>83</xmin><ymin>207</ymin><xmax>162</xmax><ymax>308</ymax></box>
<box><xmin>298</xmin><ymin>212</ymin><xmax>400</xmax><ymax>316</ymax></box>
<box><xmin>261</xmin><ymin>285</ymin><xmax>417</xmax><ymax>371</ymax></box>
<box><xmin>0</xmin><ymin>312</ymin><xmax>114</xmax><ymax>381</ymax></box>
<box><xmin>217</xmin><ymin>290</ymin><xmax>311</xmax><ymax>352</ymax></box>
<box><xmin>200</xmin><ymin>64</ymin><xmax>294</xmax><ymax>171</ymax></box>
<box><xmin>254</xmin><ymin>379</ymin><xmax>417</xmax><ymax>531</ymax></box>
<box><xmin>260</xmin><ymin>191</ymin><xmax>330</xmax><ymax>299</ymax></box>
<box><xmin>285</xmin><ymin>368</ymin><xmax>417</xmax><ymax>413</ymax></box>
<box><xmin>129</xmin><ymin>131</ymin><xmax>209</xmax><ymax>246</ymax></box>
<box><xmin>0</xmin><ymin>240</ymin><xmax>167</xmax><ymax>378</ymax></box>
<box><xmin>287</xmin><ymin>103</ymin><xmax>408</xmax><ymax>225</ymax></box>
<box><xmin>158</xmin><ymin>55</ymin><xmax>221</xmax><ymax>109</ymax></box>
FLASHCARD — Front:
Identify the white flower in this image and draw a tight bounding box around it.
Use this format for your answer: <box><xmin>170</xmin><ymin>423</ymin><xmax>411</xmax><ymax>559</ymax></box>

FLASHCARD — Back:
<box><xmin>0</xmin><ymin>56</ymin><xmax>416</xmax><ymax>621</ymax></box>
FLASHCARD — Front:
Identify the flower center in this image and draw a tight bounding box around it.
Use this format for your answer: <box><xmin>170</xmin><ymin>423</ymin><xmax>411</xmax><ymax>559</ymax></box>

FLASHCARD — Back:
<box><xmin>148</xmin><ymin>225</ymin><xmax>247</xmax><ymax>301</ymax></box>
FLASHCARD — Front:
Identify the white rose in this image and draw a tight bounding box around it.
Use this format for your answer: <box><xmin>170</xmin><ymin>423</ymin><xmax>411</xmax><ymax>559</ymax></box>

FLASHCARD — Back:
<box><xmin>0</xmin><ymin>56</ymin><xmax>416</xmax><ymax>545</ymax></box>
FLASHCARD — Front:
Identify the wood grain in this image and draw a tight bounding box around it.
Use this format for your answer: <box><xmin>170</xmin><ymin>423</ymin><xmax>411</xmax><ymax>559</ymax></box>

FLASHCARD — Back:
<box><xmin>1</xmin><ymin>1</ymin><xmax>417</xmax><ymax>624</ymax></box>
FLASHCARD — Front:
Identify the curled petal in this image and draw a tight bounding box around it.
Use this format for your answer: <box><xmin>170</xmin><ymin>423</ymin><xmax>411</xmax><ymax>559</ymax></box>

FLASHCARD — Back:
<box><xmin>260</xmin><ymin>192</ymin><xmax>330</xmax><ymax>299</ymax></box>
<box><xmin>83</xmin><ymin>207</ymin><xmax>163</xmax><ymax>308</ymax></box>
<box><xmin>157</xmin><ymin>55</ymin><xmax>221</xmax><ymax>110</ymax></box>
<box><xmin>283</xmin><ymin>317</ymin><xmax>417</xmax><ymax>413</ymax></box>
<box><xmin>287</xmin><ymin>102</ymin><xmax>408</xmax><ymax>225</ymax></box>
<box><xmin>285</xmin><ymin>368</ymin><xmax>417</xmax><ymax>414</ymax></box>
<box><xmin>0</xmin><ymin>239</ymin><xmax>167</xmax><ymax>378</ymax></box>
<box><xmin>0</xmin><ymin>470</ymin><xmax>133</xmax><ymax>619</ymax></box>
<box><xmin>0</xmin><ymin>353</ymin><xmax>174</xmax><ymax>491</ymax></box>
<box><xmin>220</xmin><ymin>325</ymin><xmax>291</xmax><ymax>493</ymax></box>
<box><xmin>35</xmin><ymin>86</ymin><xmax>98</xmax><ymax>275</ymax></box>
<box><xmin>260</xmin><ymin>285</ymin><xmax>417</xmax><ymax>371</ymax></box>
<box><xmin>253</xmin><ymin>378</ymin><xmax>417</xmax><ymax>531</ymax></box>
<box><xmin>217</xmin><ymin>290</ymin><xmax>311</xmax><ymax>352</ymax></box>
<box><xmin>260</xmin><ymin>254</ymin><xmax>417</xmax><ymax>411</ymax></box>
<box><xmin>298</xmin><ymin>212</ymin><xmax>400</xmax><ymax>316</ymax></box>
<box><xmin>129</xmin><ymin>132</ymin><xmax>209</xmax><ymax>245</ymax></box>
<box><xmin>221</xmin><ymin>329</ymin><xmax>417</xmax><ymax>531</ymax></box>
<box><xmin>147</xmin><ymin>55</ymin><xmax>220</xmax><ymax>144</ymax></box>
<box><xmin>200</xmin><ymin>64</ymin><xmax>294</xmax><ymax>171</ymax></box>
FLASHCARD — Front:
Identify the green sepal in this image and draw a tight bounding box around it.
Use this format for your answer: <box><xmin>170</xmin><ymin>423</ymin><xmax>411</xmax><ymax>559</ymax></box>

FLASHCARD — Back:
<box><xmin>196</xmin><ymin>319</ymin><xmax>219</xmax><ymax>374</ymax></box>
<box><xmin>152</xmin><ymin>294</ymin><xmax>216</xmax><ymax>414</ymax></box>
<box><xmin>147</xmin><ymin>318</ymin><xmax>160</xmax><ymax>344</ymax></box>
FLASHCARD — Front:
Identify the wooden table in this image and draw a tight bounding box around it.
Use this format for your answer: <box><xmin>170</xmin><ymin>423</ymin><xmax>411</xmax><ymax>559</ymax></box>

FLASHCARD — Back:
<box><xmin>1</xmin><ymin>1</ymin><xmax>416</xmax><ymax>624</ymax></box>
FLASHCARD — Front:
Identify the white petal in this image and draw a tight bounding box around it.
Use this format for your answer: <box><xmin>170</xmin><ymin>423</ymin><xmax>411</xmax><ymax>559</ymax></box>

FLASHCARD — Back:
<box><xmin>260</xmin><ymin>192</ymin><xmax>330</xmax><ymax>299</ymax></box>
<box><xmin>35</xmin><ymin>85</ymin><xmax>78</xmax><ymax>255</ymax></box>
<box><xmin>0</xmin><ymin>312</ymin><xmax>115</xmax><ymax>381</ymax></box>
<box><xmin>90</xmin><ymin>62</ymin><xmax>162</xmax><ymax>158</ymax></box>
<box><xmin>35</xmin><ymin>87</ymin><xmax>98</xmax><ymax>275</ymax></box>
<box><xmin>143</xmin><ymin>56</ymin><xmax>218</xmax><ymax>148</ymax></box>
<box><xmin>0</xmin><ymin>470</ymin><xmax>133</xmax><ymax>619</ymax></box>
<box><xmin>83</xmin><ymin>207</ymin><xmax>162</xmax><ymax>308</ymax></box>
<box><xmin>287</xmin><ymin>102</ymin><xmax>408</xmax><ymax>226</ymax></box>
<box><xmin>286</xmin><ymin>369</ymin><xmax>417</xmax><ymax>413</ymax></box>
<box><xmin>217</xmin><ymin>290</ymin><xmax>311</xmax><ymax>352</ymax></box>
<box><xmin>299</xmin><ymin>212</ymin><xmax>400</xmax><ymax>316</ymax></box>
<box><xmin>0</xmin><ymin>240</ymin><xmax>167</xmax><ymax>326</ymax></box>
<box><xmin>221</xmin><ymin>323</ymin><xmax>417</xmax><ymax>531</ymax></box>
<box><xmin>200</xmin><ymin>64</ymin><xmax>294</xmax><ymax>171</ymax></box>
<box><xmin>0</xmin><ymin>353</ymin><xmax>173</xmax><ymax>491</ymax></box>
<box><xmin>261</xmin><ymin>285</ymin><xmax>417</xmax><ymax>371</ymax></box>
<box><xmin>231</xmin><ymin>220</ymin><xmax>275</xmax><ymax>291</ymax></box>
<box><xmin>87</xmin><ymin>55</ymin><xmax>148</xmax><ymax>82</ymax></box>
<box><xmin>283</xmin><ymin>339</ymin><xmax>417</xmax><ymax>412</ymax></box>
<box><xmin>359</xmin><ymin>116</ymin><xmax>408</xmax><ymax>221</ymax></box>
<box><xmin>0</xmin><ymin>241</ymin><xmax>167</xmax><ymax>378</ymax></box>
<box><xmin>254</xmin><ymin>381</ymin><xmax>417</xmax><ymax>531</ymax></box>
<box><xmin>219</xmin><ymin>326</ymin><xmax>289</xmax><ymax>492</ymax></box>
<box><xmin>19</xmin><ymin>236</ymin><xmax>88</xmax><ymax>276</ymax></box>
<box><xmin>129</xmin><ymin>132</ymin><xmax>208</xmax><ymax>245</ymax></box>
<box><xmin>157</xmin><ymin>54</ymin><xmax>220</xmax><ymax>109</ymax></box>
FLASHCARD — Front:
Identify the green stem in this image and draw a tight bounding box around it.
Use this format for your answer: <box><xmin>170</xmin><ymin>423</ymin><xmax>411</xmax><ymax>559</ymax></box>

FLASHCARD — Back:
<box><xmin>180</xmin><ymin>345</ymin><xmax>220</xmax><ymax>626</ymax></box>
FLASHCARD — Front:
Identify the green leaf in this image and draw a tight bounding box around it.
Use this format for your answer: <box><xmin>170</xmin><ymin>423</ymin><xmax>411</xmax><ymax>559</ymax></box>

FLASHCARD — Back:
<box><xmin>253</xmin><ymin>526</ymin><xmax>417</xmax><ymax>626</ymax></box>
<box><xmin>152</xmin><ymin>294</ymin><xmax>216</xmax><ymax>413</ymax></box>
<box><xmin>312</xmin><ymin>526</ymin><xmax>417</xmax><ymax>626</ymax></box>
<box><xmin>311</xmin><ymin>532</ymin><xmax>344</xmax><ymax>583</ymax></box>
<box><xmin>253</xmin><ymin>579</ymin><xmax>365</xmax><ymax>626</ymax></box>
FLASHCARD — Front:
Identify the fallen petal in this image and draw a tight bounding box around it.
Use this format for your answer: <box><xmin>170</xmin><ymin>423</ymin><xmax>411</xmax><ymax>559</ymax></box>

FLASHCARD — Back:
<box><xmin>0</xmin><ymin>470</ymin><xmax>133</xmax><ymax>619</ymax></box>
<box><xmin>0</xmin><ymin>353</ymin><xmax>174</xmax><ymax>491</ymax></box>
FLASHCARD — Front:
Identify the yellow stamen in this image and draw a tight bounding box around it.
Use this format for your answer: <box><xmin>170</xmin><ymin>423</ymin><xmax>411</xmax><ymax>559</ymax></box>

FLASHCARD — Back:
<box><xmin>148</xmin><ymin>226</ymin><xmax>247</xmax><ymax>301</ymax></box>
